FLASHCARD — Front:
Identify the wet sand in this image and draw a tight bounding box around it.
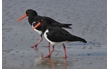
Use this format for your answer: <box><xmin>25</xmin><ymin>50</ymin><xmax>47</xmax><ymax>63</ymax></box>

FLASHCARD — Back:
<box><xmin>2</xmin><ymin>0</ymin><xmax>107</xmax><ymax>69</ymax></box>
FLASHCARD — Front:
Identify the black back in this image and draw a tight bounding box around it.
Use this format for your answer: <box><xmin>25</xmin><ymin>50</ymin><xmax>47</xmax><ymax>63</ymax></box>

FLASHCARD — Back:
<box><xmin>25</xmin><ymin>9</ymin><xmax>72</xmax><ymax>30</ymax></box>
<box><xmin>45</xmin><ymin>27</ymin><xmax>87</xmax><ymax>43</ymax></box>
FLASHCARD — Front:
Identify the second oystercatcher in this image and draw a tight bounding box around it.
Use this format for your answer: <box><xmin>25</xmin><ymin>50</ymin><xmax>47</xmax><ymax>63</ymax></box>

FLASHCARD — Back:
<box><xmin>18</xmin><ymin>9</ymin><xmax>72</xmax><ymax>52</ymax></box>
<box><xmin>33</xmin><ymin>20</ymin><xmax>87</xmax><ymax>58</ymax></box>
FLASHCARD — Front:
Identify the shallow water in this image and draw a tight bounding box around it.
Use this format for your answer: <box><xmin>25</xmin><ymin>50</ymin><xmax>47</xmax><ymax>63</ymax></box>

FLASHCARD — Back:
<box><xmin>2</xmin><ymin>0</ymin><xmax>107</xmax><ymax>69</ymax></box>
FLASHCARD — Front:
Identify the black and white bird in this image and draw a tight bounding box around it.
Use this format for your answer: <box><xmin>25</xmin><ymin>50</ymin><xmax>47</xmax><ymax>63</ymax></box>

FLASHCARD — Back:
<box><xmin>33</xmin><ymin>20</ymin><xmax>87</xmax><ymax>58</ymax></box>
<box><xmin>18</xmin><ymin>9</ymin><xmax>72</xmax><ymax>52</ymax></box>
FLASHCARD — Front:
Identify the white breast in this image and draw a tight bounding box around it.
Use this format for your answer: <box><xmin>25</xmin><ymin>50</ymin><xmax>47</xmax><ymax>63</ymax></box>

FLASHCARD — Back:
<box><xmin>44</xmin><ymin>29</ymin><xmax>69</xmax><ymax>45</ymax></box>
<box><xmin>32</xmin><ymin>25</ymin><xmax>42</xmax><ymax>35</ymax></box>
<box><xmin>44</xmin><ymin>29</ymin><xmax>56</xmax><ymax>45</ymax></box>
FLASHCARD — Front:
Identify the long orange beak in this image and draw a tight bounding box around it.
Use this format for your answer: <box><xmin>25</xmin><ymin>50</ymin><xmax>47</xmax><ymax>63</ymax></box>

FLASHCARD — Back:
<box><xmin>18</xmin><ymin>14</ymin><xmax>27</xmax><ymax>22</ymax></box>
<box><xmin>32</xmin><ymin>22</ymin><xmax>41</xmax><ymax>30</ymax></box>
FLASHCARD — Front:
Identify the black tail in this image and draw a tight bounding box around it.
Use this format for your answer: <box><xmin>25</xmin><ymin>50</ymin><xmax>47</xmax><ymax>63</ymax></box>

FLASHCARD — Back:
<box><xmin>61</xmin><ymin>24</ymin><xmax>72</xmax><ymax>29</ymax></box>
<box><xmin>77</xmin><ymin>37</ymin><xmax>87</xmax><ymax>43</ymax></box>
<box><xmin>69</xmin><ymin>35</ymin><xmax>87</xmax><ymax>43</ymax></box>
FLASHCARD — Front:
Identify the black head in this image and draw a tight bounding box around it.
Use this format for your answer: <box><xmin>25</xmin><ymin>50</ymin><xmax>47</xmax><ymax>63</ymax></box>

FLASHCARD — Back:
<box><xmin>26</xmin><ymin>9</ymin><xmax>38</xmax><ymax>16</ymax></box>
<box><xmin>18</xmin><ymin>9</ymin><xmax>38</xmax><ymax>22</ymax></box>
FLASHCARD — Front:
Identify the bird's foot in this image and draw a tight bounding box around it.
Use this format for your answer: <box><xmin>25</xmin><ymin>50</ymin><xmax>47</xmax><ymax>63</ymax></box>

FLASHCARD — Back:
<box><xmin>44</xmin><ymin>55</ymin><xmax>51</xmax><ymax>58</ymax></box>
<box><xmin>30</xmin><ymin>44</ymin><xmax>38</xmax><ymax>48</ymax></box>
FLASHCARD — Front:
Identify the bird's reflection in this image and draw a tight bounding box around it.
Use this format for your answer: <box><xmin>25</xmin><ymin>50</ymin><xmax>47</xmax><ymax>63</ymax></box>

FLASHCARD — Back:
<box><xmin>47</xmin><ymin>57</ymin><xmax>67</xmax><ymax>69</ymax></box>
<box><xmin>47</xmin><ymin>58</ymin><xmax>54</xmax><ymax>68</ymax></box>
<box><xmin>33</xmin><ymin>48</ymin><xmax>67</xmax><ymax>69</ymax></box>
<box><xmin>64</xmin><ymin>58</ymin><xmax>67</xmax><ymax>69</ymax></box>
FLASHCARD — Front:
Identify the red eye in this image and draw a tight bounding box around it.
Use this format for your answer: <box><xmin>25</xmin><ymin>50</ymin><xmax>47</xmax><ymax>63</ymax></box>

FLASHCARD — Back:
<box><xmin>26</xmin><ymin>10</ymin><xmax>29</xmax><ymax>14</ymax></box>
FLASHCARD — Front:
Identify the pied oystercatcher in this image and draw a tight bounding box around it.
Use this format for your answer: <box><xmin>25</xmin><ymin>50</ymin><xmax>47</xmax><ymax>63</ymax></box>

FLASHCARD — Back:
<box><xmin>33</xmin><ymin>19</ymin><xmax>87</xmax><ymax>58</ymax></box>
<box><xmin>18</xmin><ymin>9</ymin><xmax>72</xmax><ymax>52</ymax></box>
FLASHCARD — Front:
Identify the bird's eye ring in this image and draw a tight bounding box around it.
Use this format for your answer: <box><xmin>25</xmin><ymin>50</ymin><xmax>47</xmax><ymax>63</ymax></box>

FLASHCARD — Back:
<box><xmin>26</xmin><ymin>10</ymin><xmax>29</xmax><ymax>14</ymax></box>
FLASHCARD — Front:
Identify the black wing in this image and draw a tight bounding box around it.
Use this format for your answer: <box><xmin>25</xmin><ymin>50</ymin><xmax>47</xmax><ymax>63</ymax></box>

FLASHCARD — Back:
<box><xmin>46</xmin><ymin>27</ymin><xmax>87</xmax><ymax>43</ymax></box>
<box><xmin>46</xmin><ymin>27</ymin><xmax>73</xmax><ymax>42</ymax></box>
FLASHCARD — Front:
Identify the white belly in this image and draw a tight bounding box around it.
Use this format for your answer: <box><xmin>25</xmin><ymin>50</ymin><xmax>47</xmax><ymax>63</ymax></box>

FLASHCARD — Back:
<box><xmin>32</xmin><ymin>25</ymin><xmax>42</xmax><ymax>35</ymax></box>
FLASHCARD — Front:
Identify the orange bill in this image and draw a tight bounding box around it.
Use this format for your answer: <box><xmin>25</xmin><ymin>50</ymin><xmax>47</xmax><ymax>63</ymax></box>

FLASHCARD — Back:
<box><xmin>18</xmin><ymin>14</ymin><xmax>27</xmax><ymax>22</ymax></box>
<box><xmin>32</xmin><ymin>22</ymin><xmax>41</xmax><ymax>30</ymax></box>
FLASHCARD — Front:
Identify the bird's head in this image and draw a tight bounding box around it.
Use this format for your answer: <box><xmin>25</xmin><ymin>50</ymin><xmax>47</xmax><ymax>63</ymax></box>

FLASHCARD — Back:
<box><xmin>18</xmin><ymin>9</ymin><xmax>38</xmax><ymax>22</ymax></box>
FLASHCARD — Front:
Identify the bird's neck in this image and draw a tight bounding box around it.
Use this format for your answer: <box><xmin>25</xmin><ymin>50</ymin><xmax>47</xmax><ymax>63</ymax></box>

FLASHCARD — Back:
<box><xmin>28</xmin><ymin>15</ymin><xmax>37</xmax><ymax>25</ymax></box>
<box><xmin>41</xmin><ymin>22</ymin><xmax>48</xmax><ymax>34</ymax></box>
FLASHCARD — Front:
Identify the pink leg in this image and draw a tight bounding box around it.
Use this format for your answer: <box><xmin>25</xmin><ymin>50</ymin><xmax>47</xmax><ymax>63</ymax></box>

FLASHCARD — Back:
<box><xmin>47</xmin><ymin>42</ymin><xmax>51</xmax><ymax>57</ymax></box>
<box><xmin>31</xmin><ymin>35</ymin><xmax>43</xmax><ymax>48</ymax></box>
<box><xmin>63</xmin><ymin>44</ymin><xmax>67</xmax><ymax>58</ymax></box>
<box><xmin>48</xmin><ymin>42</ymin><xmax>50</xmax><ymax>53</ymax></box>
<box><xmin>44</xmin><ymin>46</ymin><xmax>54</xmax><ymax>58</ymax></box>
